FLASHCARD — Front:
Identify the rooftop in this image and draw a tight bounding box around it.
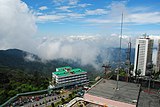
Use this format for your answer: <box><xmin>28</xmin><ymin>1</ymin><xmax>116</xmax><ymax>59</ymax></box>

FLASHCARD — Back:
<box><xmin>138</xmin><ymin>88</ymin><xmax>160</xmax><ymax>107</ymax></box>
<box><xmin>86</xmin><ymin>79</ymin><xmax>140</xmax><ymax>105</ymax></box>
<box><xmin>53</xmin><ymin>66</ymin><xmax>86</xmax><ymax>77</ymax></box>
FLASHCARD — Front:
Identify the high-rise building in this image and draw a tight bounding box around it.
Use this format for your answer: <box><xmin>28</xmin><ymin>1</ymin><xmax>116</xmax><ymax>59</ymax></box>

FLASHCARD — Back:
<box><xmin>156</xmin><ymin>39</ymin><xmax>160</xmax><ymax>73</ymax></box>
<box><xmin>133</xmin><ymin>36</ymin><xmax>153</xmax><ymax>76</ymax></box>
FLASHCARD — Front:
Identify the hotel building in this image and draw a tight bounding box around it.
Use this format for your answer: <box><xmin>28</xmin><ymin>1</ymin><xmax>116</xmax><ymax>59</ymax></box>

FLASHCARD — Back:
<box><xmin>51</xmin><ymin>66</ymin><xmax>89</xmax><ymax>87</ymax></box>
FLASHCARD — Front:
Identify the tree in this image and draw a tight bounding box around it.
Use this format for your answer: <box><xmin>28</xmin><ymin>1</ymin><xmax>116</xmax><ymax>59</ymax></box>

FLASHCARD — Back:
<box><xmin>79</xmin><ymin>104</ymin><xmax>83</xmax><ymax>107</ymax></box>
<box><xmin>69</xmin><ymin>94</ymin><xmax>72</xmax><ymax>99</ymax></box>
<box><xmin>146</xmin><ymin>62</ymin><xmax>153</xmax><ymax>92</ymax></box>
<box><xmin>136</xmin><ymin>69</ymin><xmax>141</xmax><ymax>83</ymax></box>
<box><xmin>61</xmin><ymin>98</ymin><xmax>65</xmax><ymax>104</ymax></box>
<box><xmin>51</xmin><ymin>103</ymin><xmax>55</xmax><ymax>107</ymax></box>
<box><xmin>135</xmin><ymin>69</ymin><xmax>141</xmax><ymax>76</ymax></box>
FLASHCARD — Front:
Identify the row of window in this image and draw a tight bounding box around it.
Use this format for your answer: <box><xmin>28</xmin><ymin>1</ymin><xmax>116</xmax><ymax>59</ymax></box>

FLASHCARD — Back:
<box><xmin>57</xmin><ymin>74</ymin><xmax>87</xmax><ymax>80</ymax></box>
<box><xmin>57</xmin><ymin>77</ymin><xmax>88</xmax><ymax>84</ymax></box>
<box><xmin>57</xmin><ymin>76</ymin><xmax>87</xmax><ymax>82</ymax></box>
<box><xmin>57</xmin><ymin>79</ymin><xmax>89</xmax><ymax>85</ymax></box>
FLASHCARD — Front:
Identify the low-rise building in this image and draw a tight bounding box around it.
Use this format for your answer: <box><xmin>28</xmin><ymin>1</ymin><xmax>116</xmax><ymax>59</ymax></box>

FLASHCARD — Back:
<box><xmin>51</xmin><ymin>66</ymin><xmax>89</xmax><ymax>87</ymax></box>
<box><xmin>84</xmin><ymin>79</ymin><xmax>141</xmax><ymax>107</ymax></box>
<box><xmin>66</xmin><ymin>79</ymin><xmax>160</xmax><ymax>107</ymax></box>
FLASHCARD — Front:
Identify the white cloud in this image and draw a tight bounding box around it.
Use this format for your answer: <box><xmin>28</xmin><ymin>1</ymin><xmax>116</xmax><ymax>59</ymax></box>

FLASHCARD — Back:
<box><xmin>53</xmin><ymin>0</ymin><xmax>65</xmax><ymax>5</ymax></box>
<box><xmin>69</xmin><ymin>0</ymin><xmax>79</xmax><ymax>5</ymax></box>
<box><xmin>85</xmin><ymin>9</ymin><xmax>108</xmax><ymax>15</ymax></box>
<box><xmin>67</xmin><ymin>13</ymin><xmax>84</xmax><ymax>18</ymax></box>
<box><xmin>39</xmin><ymin>6</ymin><xmax>48</xmax><ymax>10</ymax></box>
<box><xmin>108</xmin><ymin>1</ymin><xmax>127</xmax><ymax>14</ymax></box>
<box><xmin>36</xmin><ymin>12</ymin><xmax>43</xmax><ymax>15</ymax></box>
<box><xmin>37</xmin><ymin>15</ymin><xmax>66</xmax><ymax>22</ymax></box>
<box><xmin>129</xmin><ymin>6</ymin><xmax>150</xmax><ymax>13</ymax></box>
<box><xmin>0</xmin><ymin>0</ymin><xmax>37</xmax><ymax>51</ymax></box>
<box><xmin>37</xmin><ymin>36</ymin><xmax>101</xmax><ymax>67</ymax></box>
<box><xmin>56</xmin><ymin>6</ymin><xmax>72</xmax><ymax>12</ymax></box>
<box><xmin>24</xmin><ymin>53</ymin><xmax>37</xmax><ymax>62</ymax></box>
<box><xmin>126</xmin><ymin>12</ymin><xmax>160</xmax><ymax>24</ymax></box>
<box><xmin>149</xmin><ymin>35</ymin><xmax>160</xmax><ymax>48</ymax></box>
<box><xmin>107</xmin><ymin>1</ymin><xmax>160</xmax><ymax>24</ymax></box>
<box><xmin>83</xmin><ymin>2</ymin><xmax>127</xmax><ymax>24</ymax></box>
<box><xmin>78</xmin><ymin>3</ymin><xmax>91</xmax><ymax>8</ymax></box>
<box><xmin>68</xmin><ymin>35</ymin><xmax>97</xmax><ymax>41</ymax></box>
<box><xmin>149</xmin><ymin>35</ymin><xmax>160</xmax><ymax>40</ymax></box>
<box><xmin>85</xmin><ymin>19</ymin><xmax>111</xmax><ymax>24</ymax></box>
<box><xmin>84</xmin><ymin>1</ymin><xmax>160</xmax><ymax>25</ymax></box>
<box><xmin>53</xmin><ymin>0</ymin><xmax>79</xmax><ymax>6</ymax></box>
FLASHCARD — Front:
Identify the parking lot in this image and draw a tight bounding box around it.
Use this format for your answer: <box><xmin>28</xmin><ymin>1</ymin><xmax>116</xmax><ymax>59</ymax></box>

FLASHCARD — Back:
<box><xmin>11</xmin><ymin>90</ymin><xmax>71</xmax><ymax>107</ymax></box>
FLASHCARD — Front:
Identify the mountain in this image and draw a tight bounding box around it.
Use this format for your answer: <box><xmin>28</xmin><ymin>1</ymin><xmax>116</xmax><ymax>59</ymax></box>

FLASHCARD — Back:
<box><xmin>0</xmin><ymin>49</ymin><xmax>99</xmax><ymax>77</ymax></box>
<box><xmin>0</xmin><ymin>49</ymin><xmax>48</xmax><ymax>75</ymax></box>
<box><xmin>108</xmin><ymin>48</ymin><xmax>135</xmax><ymax>64</ymax></box>
<box><xmin>0</xmin><ymin>48</ymin><xmax>135</xmax><ymax>73</ymax></box>
<box><xmin>95</xmin><ymin>47</ymin><xmax>135</xmax><ymax>67</ymax></box>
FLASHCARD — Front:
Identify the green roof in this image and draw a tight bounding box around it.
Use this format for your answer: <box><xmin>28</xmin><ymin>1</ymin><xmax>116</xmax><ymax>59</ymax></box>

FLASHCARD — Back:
<box><xmin>53</xmin><ymin>67</ymin><xmax>86</xmax><ymax>77</ymax></box>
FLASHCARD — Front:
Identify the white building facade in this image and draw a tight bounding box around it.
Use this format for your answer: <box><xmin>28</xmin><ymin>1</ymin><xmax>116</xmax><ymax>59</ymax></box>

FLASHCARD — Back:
<box><xmin>133</xmin><ymin>37</ymin><xmax>153</xmax><ymax>76</ymax></box>
<box><xmin>51</xmin><ymin>66</ymin><xmax>89</xmax><ymax>87</ymax></box>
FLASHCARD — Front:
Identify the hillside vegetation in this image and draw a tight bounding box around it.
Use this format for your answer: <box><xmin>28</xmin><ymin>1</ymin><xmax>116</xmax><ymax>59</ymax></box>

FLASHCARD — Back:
<box><xmin>0</xmin><ymin>66</ymin><xmax>49</xmax><ymax>104</ymax></box>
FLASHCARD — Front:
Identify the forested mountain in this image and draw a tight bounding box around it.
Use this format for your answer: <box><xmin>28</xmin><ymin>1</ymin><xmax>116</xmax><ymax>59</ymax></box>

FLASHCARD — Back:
<box><xmin>0</xmin><ymin>49</ymin><xmax>102</xmax><ymax>77</ymax></box>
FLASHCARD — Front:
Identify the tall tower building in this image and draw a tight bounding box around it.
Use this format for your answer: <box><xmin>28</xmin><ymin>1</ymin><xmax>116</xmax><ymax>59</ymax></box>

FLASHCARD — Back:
<box><xmin>156</xmin><ymin>39</ymin><xmax>160</xmax><ymax>73</ymax></box>
<box><xmin>133</xmin><ymin>36</ymin><xmax>153</xmax><ymax>76</ymax></box>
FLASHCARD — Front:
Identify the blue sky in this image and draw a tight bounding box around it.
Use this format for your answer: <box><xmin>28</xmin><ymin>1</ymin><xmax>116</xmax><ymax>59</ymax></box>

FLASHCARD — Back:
<box><xmin>22</xmin><ymin>0</ymin><xmax>160</xmax><ymax>37</ymax></box>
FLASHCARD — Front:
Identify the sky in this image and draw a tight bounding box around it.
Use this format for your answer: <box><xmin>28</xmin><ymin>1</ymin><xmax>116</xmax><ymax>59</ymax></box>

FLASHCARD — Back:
<box><xmin>22</xmin><ymin>0</ymin><xmax>160</xmax><ymax>36</ymax></box>
<box><xmin>0</xmin><ymin>0</ymin><xmax>160</xmax><ymax>67</ymax></box>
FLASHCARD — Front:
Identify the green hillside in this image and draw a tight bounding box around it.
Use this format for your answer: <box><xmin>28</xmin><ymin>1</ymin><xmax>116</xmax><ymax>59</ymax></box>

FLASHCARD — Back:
<box><xmin>0</xmin><ymin>66</ymin><xmax>49</xmax><ymax>104</ymax></box>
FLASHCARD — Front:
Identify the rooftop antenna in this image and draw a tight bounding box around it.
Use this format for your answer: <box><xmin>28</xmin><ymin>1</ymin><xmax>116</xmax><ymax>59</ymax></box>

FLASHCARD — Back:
<box><xmin>116</xmin><ymin>12</ymin><xmax>123</xmax><ymax>90</ymax></box>
<box><xmin>143</xmin><ymin>33</ymin><xmax>147</xmax><ymax>38</ymax></box>
<box><xmin>126</xmin><ymin>38</ymin><xmax>131</xmax><ymax>82</ymax></box>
